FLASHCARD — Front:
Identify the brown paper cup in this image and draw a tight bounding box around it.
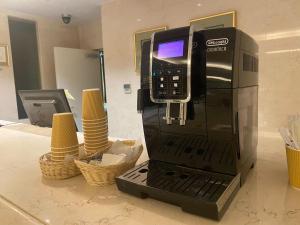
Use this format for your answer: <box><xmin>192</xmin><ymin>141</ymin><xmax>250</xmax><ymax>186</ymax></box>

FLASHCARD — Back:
<box><xmin>82</xmin><ymin>117</ymin><xmax>107</xmax><ymax>123</ymax></box>
<box><xmin>85</xmin><ymin>134</ymin><xmax>107</xmax><ymax>139</ymax></box>
<box><xmin>51</xmin><ymin>153</ymin><xmax>78</xmax><ymax>160</ymax></box>
<box><xmin>51</xmin><ymin>148</ymin><xmax>79</xmax><ymax>155</ymax></box>
<box><xmin>84</xmin><ymin>137</ymin><xmax>108</xmax><ymax>143</ymax></box>
<box><xmin>286</xmin><ymin>146</ymin><xmax>300</xmax><ymax>189</ymax></box>
<box><xmin>51</xmin><ymin>113</ymin><xmax>78</xmax><ymax>148</ymax></box>
<box><xmin>84</xmin><ymin>137</ymin><xmax>108</xmax><ymax>144</ymax></box>
<box><xmin>85</xmin><ymin>132</ymin><xmax>108</xmax><ymax>137</ymax></box>
<box><xmin>85</xmin><ymin>137</ymin><xmax>108</xmax><ymax>143</ymax></box>
<box><xmin>82</xmin><ymin>122</ymin><xmax>107</xmax><ymax>128</ymax></box>
<box><xmin>84</xmin><ymin>140</ymin><xmax>108</xmax><ymax>147</ymax></box>
<box><xmin>51</xmin><ymin>151</ymin><xmax>78</xmax><ymax>161</ymax></box>
<box><xmin>82</xmin><ymin>89</ymin><xmax>106</xmax><ymax>120</ymax></box>
<box><xmin>51</xmin><ymin>155</ymin><xmax>78</xmax><ymax>162</ymax></box>
<box><xmin>83</xmin><ymin>127</ymin><xmax>108</xmax><ymax>133</ymax></box>
<box><xmin>51</xmin><ymin>144</ymin><xmax>79</xmax><ymax>151</ymax></box>
<box><xmin>83</xmin><ymin>127</ymin><xmax>107</xmax><ymax>132</ymax></box>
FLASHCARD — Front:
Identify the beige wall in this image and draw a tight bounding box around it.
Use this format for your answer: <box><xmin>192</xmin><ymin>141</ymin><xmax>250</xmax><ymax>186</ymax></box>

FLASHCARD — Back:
<box><xmin>0</xmin><ymin>12</ymin><xmax>18</xmax><ymax>121</ymax></box>
<box><xmin>78</xmin><ymin>15</ymin><xmax>103</xmax><ymax>49</ymax></box>
<box><xmin>0</xmin><ymin>9</ymin><xmax>79</xmax><ymax>121</ymax></box>
<box><xmin>101</xmin><ymin>0</ymin><xmax>300</xmax><ymax>139</ymax></box>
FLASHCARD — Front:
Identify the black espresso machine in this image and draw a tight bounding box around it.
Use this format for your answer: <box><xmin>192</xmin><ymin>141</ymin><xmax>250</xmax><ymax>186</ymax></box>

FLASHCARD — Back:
<box><xmin>116</xmin><ymin>26</ymin><xmax>258</xmax><ymax>220</ymax></box>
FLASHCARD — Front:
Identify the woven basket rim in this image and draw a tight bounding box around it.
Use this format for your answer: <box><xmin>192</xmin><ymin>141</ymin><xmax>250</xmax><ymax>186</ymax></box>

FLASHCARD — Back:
<box><xmin>40</xmin><ymin>153</ymin><xmax>77</xmax><ymax>165</ymax></box>
<box><xmin>74</xmin><ymin>140</ymin><xmax>142</xmax><ymax>169</ymax></box>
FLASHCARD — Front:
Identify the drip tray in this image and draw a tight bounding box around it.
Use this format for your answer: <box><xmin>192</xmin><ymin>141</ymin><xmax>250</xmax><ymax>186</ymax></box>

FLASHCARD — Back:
<box><xmin>116</xmin><ymin>160</ymin><xmax>240</xmax><ymax>220</ymax></box>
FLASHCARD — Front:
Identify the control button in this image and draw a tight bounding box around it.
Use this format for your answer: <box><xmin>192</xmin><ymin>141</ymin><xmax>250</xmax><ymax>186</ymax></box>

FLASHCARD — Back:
<box><xmin>174</xmin><ymin>83</ymin><xmax>178</xmax><ymax>87</ymax></box>
<box><xmin>176</xmin><ymin>68</ymin><xmax>183</xmax><ymax>74</ymax></box>
<box><xmin>160</xmin><ymin>84</ymin><xmax>164</xmax><ymax>88</ymax></box>
<box><xmin>160</xmin><ymin>77</ymin><xmax>164</xmax><ymax>81</ymax></box>
<box><xmin>173</xmin><ymin>76</ymin><xmax>180</xmax><ymax>81</ymax></box>
<box><xmin>172</xmin><ymin>90</ymin><xmax>177</xmax><ymax>95</ymax></box>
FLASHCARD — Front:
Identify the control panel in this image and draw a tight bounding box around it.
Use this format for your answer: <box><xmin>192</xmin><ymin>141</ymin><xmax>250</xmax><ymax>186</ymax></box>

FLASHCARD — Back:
<box><xmin>152</xmin><ymin>59</ymin><xmax>187</xmax><ymax>100</ymax></box>
<box><xmin>150</xmin><ymin>27</ymin><xmax>193</xmax><ymax>103</ymax></box>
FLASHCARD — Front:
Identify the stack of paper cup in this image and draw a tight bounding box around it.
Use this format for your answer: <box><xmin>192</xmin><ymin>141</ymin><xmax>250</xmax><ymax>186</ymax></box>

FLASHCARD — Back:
<box><xmin>51</xmin><ymin>113</ymin><xmax>79</xmax><ymax>161</ymax></box>
<box><xmin>82</xmin><ymin>88</ymin><xmax>109</xmax><ymax>155</ymax></box>
<box><xmin>286</xmin><ymin>145</ymin><xmax>300</xmax><ymax>189</ymax></box>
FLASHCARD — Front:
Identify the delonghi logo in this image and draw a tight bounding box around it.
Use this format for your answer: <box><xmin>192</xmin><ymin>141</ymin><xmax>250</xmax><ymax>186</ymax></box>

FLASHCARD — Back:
<box><xmin>206</xmin><ymin>38</ymin><xmax>229</xmax><ymax>47</ymax></box>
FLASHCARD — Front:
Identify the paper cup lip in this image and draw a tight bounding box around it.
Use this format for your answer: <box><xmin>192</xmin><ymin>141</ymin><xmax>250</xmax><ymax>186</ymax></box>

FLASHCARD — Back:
<box><xmin>82</xmin><ymin>127</ymin><xmax>108</xmax><ymax>131</ymax></box>
<box><xmin>85</xmin><ymin>134</ymin><xmax>107</xmax><ymax>138</ymax></box>
<box><xmin>51</xmin><ymin>149</ymin><xmax>79</xmax><ymax>154</ymax></box>
<box><xmin>83</xmin><ymin>122</ymin><xmax>107</xmax><ymax>125</ymax></box>
<box><xmin>82</xmin><ymin>117</ymin><xmax>107</xmax><ymax>121</ymax></box>
<box><xmin>51</xmin><ymin>153</ymin><xmax>78</xmax><ymax>158</ymax></box>
<box><xmin>84</xmin><ymin>138</ymin><xmax>108</xmax><ymax>142</ymax></box>
<box><xmin>83</xmin><ymin>133</ymin><xmax>108</xmax><ymax>139</ymax></box>
<box><xmin>85</xmin><ymin>139</ymin><xmax>108</xmax><ymax>144</ymax></box>
<box><xmin>51</xmin><ymin>152</ymin><xmax>79</xmax><ymax>156</ymax></box>
<box><xmin>51</xmin><ymin>144</ymin><xmax>79</xmax><ymax>149</ymax></box>
<box><xmin>51</xmin><ymin>154</ymin><xmax>78</xmax><ymax>159</ymax></box>
<box><xmin>84</xmin><ymin>133</ymin><xmax>108</xmax><ymax>137</ymax></box>
<box><xmin>53</xmin><ymin>112</ymin><xmax>73</xmax><ymax>116</ymax></box>
<box><xmin>84</xmin><ymin>132</ymin><xmax>107</xmax><ymax>136</ymax></box>
<box><xmin>85</xmin><ymin>145</ymin><xmax>108</xmax><ymax>149</ymax></box>
<box><xmin>286</xmin><ymin>145</ymin><xmax>300</xmax><ymax>151</ymax></box>
<box><xmin>83</xmin><ymin>128</ymin><xmax>108</xmax><ymax>132</ymax></box>
<box><xmin>83</xmin><ymin>125</ymin><xmax>107</xmax><ymax>129</ymax></box>
<box><xmin>51</xmin><ymin>152</ymin><xmax>78</xmax><ymax>156</ymax></box>
<box><xmin>83</xmin><ymin>129</ymin><xmax>108</xmax><ymax>133</ymax></box>
<box><xmin>83</xmin><ymin>128</ymin><xmax>108</xmax><ymax>133</ymax></box>
<box><xmin>85</xmin><ymin>145</ymin><xmax>109</xmax><ymax>149</ymax></box>
<box><xmin>51</xmin><ymin>158</ymin><xmax>65</xmax><ymax>162</ymax></box>
<box><xmin>84</xmin><ymin>136</ymin><xmax>108</xmax><ymax>140</ymax></box>
<box><xmin>83</xmin><ymin>88</ymin><xmax>100</xmax><ymax>92</ymax></box>
<box><xmin>51</xmin><ymin>144</ymin><xmax>79</xmax><ymax>150</ymax></box>
<box><xmin>83</xmin><ymin>119</ymin><xmax>107</xmax><ymax>122</ymax></box>
<box><xmin>82</xmin><ymin>122</ymin><xmax>107</xmax><ymax>126</ymax></box>
<box><xmin>85</xmin><ymin>145</ymin><xmax>109</xmax><ymax>150</ymax></box>
<box><xmin>82</xmin><ymin>116</ymin><xmax>106</xmax><ymax>121</ymax></box>
<box><xmin>85</xmin><ymin>141</ymin><xmax>108</xmax><ymax>146</ymax></box>
<box><xmin>51</xmin><ymin>158</ymin><xmax>78</xmax><ymax>162</ymax></box>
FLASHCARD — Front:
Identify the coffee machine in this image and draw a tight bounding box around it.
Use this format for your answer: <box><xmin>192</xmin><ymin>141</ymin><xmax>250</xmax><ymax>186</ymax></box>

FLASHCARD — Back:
<box><xmin>116</xmin><ymin>26</ymin><xmax>258</xmax><ymax>220</ymax></box>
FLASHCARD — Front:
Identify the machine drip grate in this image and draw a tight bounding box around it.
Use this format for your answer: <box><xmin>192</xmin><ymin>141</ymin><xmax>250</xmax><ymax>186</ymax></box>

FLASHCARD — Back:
<box><xmin>120</xmin><ymin>161</ymin><xmax>234</xmax><ymax>202</ymax></box>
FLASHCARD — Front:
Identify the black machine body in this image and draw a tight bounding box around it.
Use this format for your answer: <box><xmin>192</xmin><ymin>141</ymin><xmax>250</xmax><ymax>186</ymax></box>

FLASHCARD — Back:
<box><xmin>117</xmin><ymin>26</ymin><xmax>258</xmax><ymax>220</ymax></box>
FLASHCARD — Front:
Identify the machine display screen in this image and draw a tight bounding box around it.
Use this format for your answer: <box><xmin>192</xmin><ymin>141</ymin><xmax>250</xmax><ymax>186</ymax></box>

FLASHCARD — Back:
<box><xmin>157</xmin><ymin>40</ymin><xmax>184</xmax><ymax>59</ymax></box>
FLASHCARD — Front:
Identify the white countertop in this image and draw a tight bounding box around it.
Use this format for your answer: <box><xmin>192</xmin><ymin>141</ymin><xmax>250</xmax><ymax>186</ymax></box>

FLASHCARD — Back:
<box><xmin>0</xmin><ymin>124</ymin><xmax>299</xmax><ymax>225</ymax></box>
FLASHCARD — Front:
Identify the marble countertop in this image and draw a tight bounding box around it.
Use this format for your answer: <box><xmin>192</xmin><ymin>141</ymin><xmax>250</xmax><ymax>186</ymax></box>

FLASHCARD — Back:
<box><xmin>0</xmin><ymin>125</ymin><xmax>299</xmax><ymax>225</ymax></box>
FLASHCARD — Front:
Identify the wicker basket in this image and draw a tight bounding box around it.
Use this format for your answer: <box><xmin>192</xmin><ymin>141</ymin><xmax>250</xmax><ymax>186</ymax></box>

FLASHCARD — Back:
<box><xmin>74</xmin><ymin>140</ymin><xmax>143</xmax><ymax>186</ymax></box>
<box><xmin>39</xmin><ymin>144</ymin><xmax>84</xmax><ymax>180</ymax></box>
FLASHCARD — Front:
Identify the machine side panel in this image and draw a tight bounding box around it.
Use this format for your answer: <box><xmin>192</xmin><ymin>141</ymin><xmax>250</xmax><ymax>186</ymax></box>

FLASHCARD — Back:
<box><xmin>238</xmin><ymin>31</ymin><xmax>259</xmax><ymax>87</ymax></box>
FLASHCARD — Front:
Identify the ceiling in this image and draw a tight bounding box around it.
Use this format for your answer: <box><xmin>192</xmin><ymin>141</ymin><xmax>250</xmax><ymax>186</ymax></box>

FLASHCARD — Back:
<box><xmin>0</xmin><ymin>0</ymin><xmax>113</xmax><ymax>23</ymax></box>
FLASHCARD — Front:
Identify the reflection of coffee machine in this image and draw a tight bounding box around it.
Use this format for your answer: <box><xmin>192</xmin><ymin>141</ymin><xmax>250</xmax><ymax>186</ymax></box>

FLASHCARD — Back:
<box><xmin>116</xmin><ymin>26</ymin><xmax>258</xmax><ymax>220</ymax></box>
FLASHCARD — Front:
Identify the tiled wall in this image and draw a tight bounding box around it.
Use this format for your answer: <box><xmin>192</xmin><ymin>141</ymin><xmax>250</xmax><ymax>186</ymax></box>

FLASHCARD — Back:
<box><xmin>101</xmin><ymin>0</ymin><xmax>300</xmax><ymax>139</ymax></box>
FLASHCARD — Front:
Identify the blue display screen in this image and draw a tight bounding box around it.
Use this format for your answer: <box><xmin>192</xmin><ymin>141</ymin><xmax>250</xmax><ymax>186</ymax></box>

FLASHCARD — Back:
<box><xmin>157</xmin><ymin>40</ymin><xmax>184</xmax><ymax>59</ymax></box>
